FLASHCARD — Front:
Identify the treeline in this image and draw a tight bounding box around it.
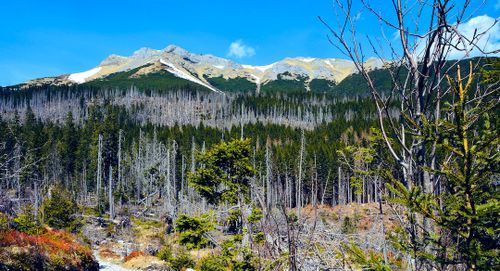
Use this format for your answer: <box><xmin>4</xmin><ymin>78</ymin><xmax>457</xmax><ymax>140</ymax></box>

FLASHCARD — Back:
<box><xmin>0</xmin><ymin>98</ymin><xmax>383</xmax><ymax>215</ymax></box>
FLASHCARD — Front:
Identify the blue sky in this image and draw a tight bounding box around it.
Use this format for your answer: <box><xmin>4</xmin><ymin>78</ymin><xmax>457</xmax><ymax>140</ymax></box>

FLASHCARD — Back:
<box><xmin>0</xmin><ymin>0</ymin><xmax>498</xmax><ymax>86</ymax></box>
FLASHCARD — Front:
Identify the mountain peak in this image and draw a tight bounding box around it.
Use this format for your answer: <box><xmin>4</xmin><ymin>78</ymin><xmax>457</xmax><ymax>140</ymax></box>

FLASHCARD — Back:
<box><xmin>163</xmin><ymin>45</ymin><xmax>189</xmax><ymax>56</ymax></box>
<box><xmin>100</xmin><ymin>54</ymin><xmax>128</xmax><ymax>66</ymax></box>
<box><xmin>132</xmin><ymin>47</ymin><xmax>161</xmax><ymax>59</ymax></box>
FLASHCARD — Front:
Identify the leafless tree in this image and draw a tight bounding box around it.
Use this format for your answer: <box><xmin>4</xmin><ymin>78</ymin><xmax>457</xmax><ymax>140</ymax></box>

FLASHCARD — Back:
<box><xmin>320</xmin><ymin>0</ymin><xmax>498</xmax><ymax>269</ymax></box>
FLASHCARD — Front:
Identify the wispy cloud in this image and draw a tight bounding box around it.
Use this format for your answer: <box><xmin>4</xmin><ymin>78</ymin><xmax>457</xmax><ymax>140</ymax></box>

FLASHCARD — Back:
<box><xmin>227</xmin><ymin>40</ymin><xmax>255</xmax><ymax>58</ymax></box>
<box><xmin>411</xmin><ymin>15</ymin><xmax>499</xmax><ymax>59</ymax></box>
<box><xmin>495</xmin><ymin>0</ymin><xmax>500</xmax><ymax>10</ymax></box>
<box><xmin>447</xmin><ymin>15</ymin><xmax>499</xmax><ymax>59</ymax></box>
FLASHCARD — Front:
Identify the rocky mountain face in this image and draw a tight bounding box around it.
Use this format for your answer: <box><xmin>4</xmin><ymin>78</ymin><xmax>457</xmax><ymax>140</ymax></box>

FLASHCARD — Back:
<box><xmin>19</xmin><ymin>45</ymin><xmax>384</xmax><ymax>92</ymax></box>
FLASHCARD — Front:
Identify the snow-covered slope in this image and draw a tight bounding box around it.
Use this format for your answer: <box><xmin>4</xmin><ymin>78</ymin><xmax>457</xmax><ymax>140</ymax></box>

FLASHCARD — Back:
<box><xmin>68</xmin><ymin>67</ymin><xmax>102</xmax><ymax>83</ymax></box>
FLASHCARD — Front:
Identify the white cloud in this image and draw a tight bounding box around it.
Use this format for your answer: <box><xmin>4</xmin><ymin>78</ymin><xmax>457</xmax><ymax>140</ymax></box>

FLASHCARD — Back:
<box><xmin>227</xmin><ymin>40</ymin><xmax>255</xmax><ymax>58</ymax></box>
<box><xmin>413</xmin><ymin>15</ymin><xmax>499</xmax><ymax>59</ymax></box>
<box><xmin>447</xmin><ymin>15</ymin><xmax>499</xmax><ymax>59</ymax></box>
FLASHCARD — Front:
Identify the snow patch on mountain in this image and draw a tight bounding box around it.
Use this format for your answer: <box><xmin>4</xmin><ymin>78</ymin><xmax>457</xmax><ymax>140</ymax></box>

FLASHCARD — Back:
<box><xmin>160</xmin><ymin>59</ymin><xmax>220</xmax><ymax>93</ymax></box>
<box><xmin>299</xmin><ymin>57</ymin><xmax>316</xmax><ymax>63</ymax></box>
<box><xmin>242</xmin><ymin>63</ymin><xmax>275</xmax><ymax>72</ymax></box>
<box><xmin>68</xmin><ymin>67</ymin><xmax>102</xmax><ymax>83</ymax></box>
<box><xmin>249</xmin><ymin>74</ymin><xmax>260</xmax><ymax>83</ymax></box>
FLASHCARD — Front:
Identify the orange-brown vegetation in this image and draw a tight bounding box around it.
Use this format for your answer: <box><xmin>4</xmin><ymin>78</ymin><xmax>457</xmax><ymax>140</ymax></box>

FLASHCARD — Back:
<box><xmin>0</xmin><ymin>228</ymin><xmax>98</xmax><ymax>270</ymax></box>
<box><xmin>124</xmin><ymin>250</ymin><xmax>145</xmax><ymax>262</ymax></box>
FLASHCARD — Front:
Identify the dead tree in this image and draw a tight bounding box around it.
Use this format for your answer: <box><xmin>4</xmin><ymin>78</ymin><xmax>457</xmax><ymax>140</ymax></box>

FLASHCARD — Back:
<box><xmin>320</xmin><ymin>0</ymin><xmax>498</xmax><ymax>269</ymax></box>
<box><xmin>109</xmin><ymin>165</ymin><xmax>115</xmax><ymax>219</ymax></box>
<box><xmin>96</xmin><ymin>134</ymin><xmax>103</xmax><ymax>210</ymax></box>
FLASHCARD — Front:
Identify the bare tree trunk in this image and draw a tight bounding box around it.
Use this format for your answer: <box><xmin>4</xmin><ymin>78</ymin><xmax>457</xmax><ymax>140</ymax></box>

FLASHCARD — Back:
<box><xmin>338</xmin><ymin>166</ymin><xmax>342</xmax><ymax>205</ymax></box>
<box><xmin>96</xmin><ymin>134</ymin><xmax>103</xmax><ymax>211</ymax></box>
<box><xmin>297</xmin><ymin>130</ymin><xmax>305</xmax><ymax>219</ymax></box>
<box><xmin>109</xmin><ymin>165</ymin><xmax>115</xmax><ymax>219</ymax></box>
<box><xmin>118</xmin><ymin>129</ymin><xmax>122</xmax><ymax>207</ymax></box>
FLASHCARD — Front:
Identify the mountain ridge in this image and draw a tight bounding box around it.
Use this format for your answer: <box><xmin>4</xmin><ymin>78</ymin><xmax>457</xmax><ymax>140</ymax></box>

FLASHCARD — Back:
<box><xmin>17</xmin><ymin>45</ymin><xmax>384</xmax><ymax>93</ymax></box>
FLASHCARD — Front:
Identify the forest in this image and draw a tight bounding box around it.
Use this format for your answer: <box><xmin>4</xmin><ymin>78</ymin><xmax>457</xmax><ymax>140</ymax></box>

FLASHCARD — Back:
<box><xmin>0</xmin><ymin>0</ymin><xmax>499</xmax><ymax>271</ymax></box>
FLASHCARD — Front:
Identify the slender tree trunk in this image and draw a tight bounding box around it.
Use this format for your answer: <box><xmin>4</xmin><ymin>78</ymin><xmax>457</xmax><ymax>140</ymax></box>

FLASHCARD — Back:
<box><xmin>297</xmin><ymin>130</ymin><xmax>305</xmax><ymax>218</ymax></box>
<box><xmin>109</xmin><ymin>165</ymin><xmax>115</xmax><ymax>219</ymax></box>
<box><xmin>97</xmin><ymin>134</ymin><xmax>103</xmax><ymax>211</ymax></box>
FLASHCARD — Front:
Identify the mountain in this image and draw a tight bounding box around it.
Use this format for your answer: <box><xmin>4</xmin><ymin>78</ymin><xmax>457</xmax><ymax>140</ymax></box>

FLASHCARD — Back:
<box><xmin>17</xmin><ymin>45</ymin><xmax>384</xmax><ymax>93</ymax></box>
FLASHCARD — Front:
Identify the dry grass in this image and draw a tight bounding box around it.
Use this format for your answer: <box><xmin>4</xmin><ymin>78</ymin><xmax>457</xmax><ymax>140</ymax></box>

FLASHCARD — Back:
<box><xmin>294</xmin><ymin>203</ymin><xmax>399</xmax><ymax>232</ymax></box>
<box><xmin>122</xmin><ymin>254</ymin><xmax>166</xmax><ymax>269</ymax></box>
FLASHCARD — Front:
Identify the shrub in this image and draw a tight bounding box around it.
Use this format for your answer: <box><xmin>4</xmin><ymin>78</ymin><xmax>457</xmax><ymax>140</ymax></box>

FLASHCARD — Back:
<box><xmin>42</xmin><ymin>186</ymin><xmax>79</xmax><ymax>231</ymax></box>
<box><xmin>231</xmin><ymin>248</ymin><xmax>257</xmax><ymax>271</ymax></box>
<box><xmin>197</xmin><ymin>254</ymin><xmax>228</xmax><ymax>271</ymax></box>
<box><xmin>175</xmin><ymin>213</ymin><xmax>214</xmax><ymax>249</ymax></box>
<box><xmin>157</xmin><ymin>245</ymin><xmax>173</xmax><ymax>262</ymax></box>
<box><xmin>13</xmin><ymin>204</ymin><xmax>41</xmax><ymax>235</ymax></box>
<box><xmin>169</xmin><ymin>249</ymin><xmax>195</xmax><ymax>271</ymax></box>
<box><xmin>0</xmin><ymin>212</ymin><xmax>8</xmax><ymax>230</ymax></box>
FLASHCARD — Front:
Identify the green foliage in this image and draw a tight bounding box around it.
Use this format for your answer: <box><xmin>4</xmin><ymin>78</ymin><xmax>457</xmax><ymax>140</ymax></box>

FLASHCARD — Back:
<box><xmin>253</xmin><ymin>231</ymin><xmax>265</xmax><ymax>245</ymax></box>
<box><xmin>189</xmin><ymin>138</ymin><xmax>255</xmax><ymax>205</ymax></box>
<box><xmin>478</xmin><ymin>57</ymin><xmax>500</xmax><ymax>85</ymax></box>
<box><xmin>157</xmin><ymin>245</ymin><xmax>173</xmax><ymax>262</ymax></box>
<box><xmin>197</xmin><ymin>254</ymin><xmax>228</xmax><ymax>271</ymax></box>
<box><xmin>231</xmin><ymin>248</ymin><xmax>257</xmax><ymax>271</ymax></box>
<box><xmin>157</xmin><ymin>245</ymin><xmax>195</xmax><ymax>271</ymax></box>
<box><xmin>310</xmin><ymin>78</ymin><xmax>336</xmax><ymax>93</ymax></box>
<box><xmin>341</xmin><ymin>243</ymin><xmax>394</xmax><ymax>271</ymax></box>
<box><xmin>382</xmin><ymin>66</ymin><xmax>500</xmax><ymax>269</ymax></box>
<box><xmin>261</xmin><ymin>73</ymin><xmax>308</xmax><ymax>94</ymax></box>
<box><xmin>42</xmin><ymin>186</ymin><xmax>79</xmax><ymax>231</ymax></box>
<box><xmin>169</xmin><ymin>248</ymin><xmax>195</xmax><ymax>271</ymax></box>
<box><xmin>247</xmin><ymin>206</ymin><xmax>264</xmax><ymax>244</ymax></box>
<box><xmin>223</xmin><ymin>208</ymin><xmax>243</xmax><ymax>234</ymax></box>
<box><xmin>13</xmin><ymin>205</ymin><xmax>41</xmax><ymax>235</ymax></box>
<box><xmin>247</xmin><ymin>206</ymin><xmax>263</xmax><ymax>223</ymax></box>
<box><xmin>205</xmin><ymin>76</ymin><xmax>257</xmax><ymax>93</ymax></box>
<box><xmin>218</xmin><ymin>235</ymin><xmax>258</xmax><ymax>270</ymax></box>
<box><xmin>0</xmin><ymin>212</ymin><xmax>8</xmax><ymax>230</ymax></box>
<box><xmin>175</xmin><ymin>213</ymin><xmax>214</xmax><ymax>249</ymax></box>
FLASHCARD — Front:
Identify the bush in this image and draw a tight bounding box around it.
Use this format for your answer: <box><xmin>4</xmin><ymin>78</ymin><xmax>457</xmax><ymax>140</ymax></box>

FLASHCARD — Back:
<box><xmin>169</xmin><ymin>249</ymin><xmax>195</xmax><ymax>271</ymax></box>
<box><xmin>175</xmin><ymin>213</ymin><xmax>214</xmax><ymax>249</ymax></box>
<box><xmin>197</xmin><ymin>254</ymin><xmax>228</xmax><ymax>271</ymax></box>
<box><xmin>231</xmin><ymin>248</ymin><xmax>257</xmax><ymax>271</ymax></box>
<box><xmin>13</xmin><ymin>205</ymin><xmax>41</xmax><ymax>235</ymax></box>
<box><xmin>157</xmin><ymin>245</ymin><xmax>173</xmax><ymax>262</ymax></box>
<box><xmin>42</xmin><ymin>186</ymin><xmax>79</xmax><ymax>231</ymax></box>
<box><xmin>0</xmin><ymin>212</ymin><xmax>8</xmax><ymax>230</ymax></box>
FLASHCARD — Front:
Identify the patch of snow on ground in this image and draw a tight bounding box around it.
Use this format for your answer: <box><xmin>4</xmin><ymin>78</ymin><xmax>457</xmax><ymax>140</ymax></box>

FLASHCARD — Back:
<box><xmin>249</xmin><ymin>74</ymin><xmax>261</xmax><ymax>84</ymax></box>
<box><xmin>94</xmin><ymin>251</ymin><xmax>132</xmax><ymax>271</ymax></box>
<box><xmin>68</xmin><ymin>67</ymin><xmax>102</xmax><ymax>83</ymax></box>
<box><xmin>324</xmin><ymin>60</ymin><xmax>335</xmax><ymax>69</ymax></box>
<box><xmin>299</xmin><ymin>57</ymin><xmax>316</xmax><ymax>63</ymax></box>
<box><xmin>160</xmin><ymin>59</ymin><xmax>220</xmax><ymax>93</ymax></box>
<box><xmin>242</xmin><ymin>63</ymin><xmax>275</xmax><ymax>73</ymax></box>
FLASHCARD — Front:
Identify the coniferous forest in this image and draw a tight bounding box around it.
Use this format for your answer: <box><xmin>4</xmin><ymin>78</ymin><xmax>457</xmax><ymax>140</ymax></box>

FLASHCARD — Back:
<box><xmin>0</xmin><ymin>1</ymin><xmax>499</xmax><ymax>271</ymax></box>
